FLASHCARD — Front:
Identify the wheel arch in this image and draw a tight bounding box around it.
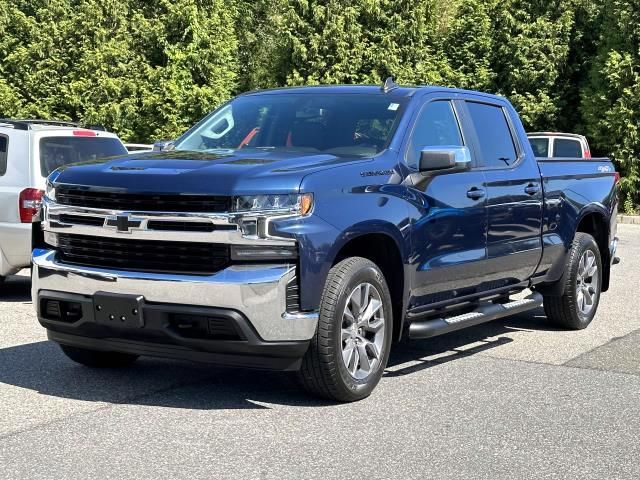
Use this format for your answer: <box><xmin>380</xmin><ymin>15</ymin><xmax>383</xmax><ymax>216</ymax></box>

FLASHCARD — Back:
<box><xmin>575</xmin><ymin>208</ymin><xmax>611</xmax><ymax>292</ymax></box>
<box><xmin>328</xmin><ymin>225</ymin><xmax>409</xmax><ymax>342</ymax></box>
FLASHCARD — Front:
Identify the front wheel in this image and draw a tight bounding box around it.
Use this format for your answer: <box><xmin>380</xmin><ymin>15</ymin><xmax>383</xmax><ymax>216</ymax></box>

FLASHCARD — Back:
<box><xmin>543</xmin><ymin>232</ymin><xmax>603</xmax><ymax>330</ymax></box>
<box><xmin>298</xmin><ymin>257</ymin><xmax>393</xmax><ymax>402</ymax></box>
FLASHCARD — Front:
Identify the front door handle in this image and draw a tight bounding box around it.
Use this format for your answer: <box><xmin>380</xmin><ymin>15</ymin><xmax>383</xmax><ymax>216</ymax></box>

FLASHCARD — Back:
<box><xmin>466</xmin><ymin>187</ymin><xmax>486</xmax><ymax>200</ymax></box>
<box><xmin>525</xmin><ymin>184</ymin><xmax>540</xmax><ymax>195</ymax></box>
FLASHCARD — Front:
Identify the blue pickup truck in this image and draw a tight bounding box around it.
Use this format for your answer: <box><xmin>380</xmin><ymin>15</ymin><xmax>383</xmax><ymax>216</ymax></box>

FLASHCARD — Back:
<box><xmin>32</xmin><ymin>82</ymin><xmax>619</xmax><ymax>401</ymax></box>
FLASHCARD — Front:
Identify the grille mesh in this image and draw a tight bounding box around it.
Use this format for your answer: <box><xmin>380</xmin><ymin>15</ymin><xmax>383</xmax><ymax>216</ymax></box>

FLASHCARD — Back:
<box><xmin>56</xmin><ymin>186</ymin><xmax>230</xmax><ymax>213</ymax></box>
<box><xmin>57</xmin><ymin>233</ymin><xmax>230</xmax><ymax>275</ymax></box>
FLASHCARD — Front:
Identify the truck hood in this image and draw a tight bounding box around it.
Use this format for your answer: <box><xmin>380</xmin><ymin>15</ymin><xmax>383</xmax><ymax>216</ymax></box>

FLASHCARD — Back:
<box><xmin>52</xmin><ymin>149</ymin><xmax>372</xmax><ymax>195</ymax></box>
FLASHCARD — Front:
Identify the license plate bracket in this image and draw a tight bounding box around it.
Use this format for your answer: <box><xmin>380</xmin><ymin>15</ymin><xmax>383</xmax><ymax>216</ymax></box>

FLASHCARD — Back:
<box><xmin>93</xmin><ymin>292</ymin><xmax>145</xmax><ymax>328</ymax></box>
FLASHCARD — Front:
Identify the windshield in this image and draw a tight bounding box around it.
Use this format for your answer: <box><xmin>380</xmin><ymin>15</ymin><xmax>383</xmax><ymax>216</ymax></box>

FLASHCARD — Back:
<box><xmin>40</xmin><ymin>136</ymin><xmax>127</xmax><ymax>177</ymax></box>
<box><xmin>175</xmin><ymin>93</ymin><xmax>407</xmax><ymax>157</ymax></box>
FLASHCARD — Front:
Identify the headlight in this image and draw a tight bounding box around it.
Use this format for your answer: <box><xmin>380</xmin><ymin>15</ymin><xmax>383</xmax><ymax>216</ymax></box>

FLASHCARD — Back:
<box><xmin>45</xmin><ymin>181</ymin><xmax>56</xmax><ymax>201</ymax></box>
<box><xmin>232</xmin><ymin>193</ymin><xmax>313</xmax><ymax>216</ymax></box>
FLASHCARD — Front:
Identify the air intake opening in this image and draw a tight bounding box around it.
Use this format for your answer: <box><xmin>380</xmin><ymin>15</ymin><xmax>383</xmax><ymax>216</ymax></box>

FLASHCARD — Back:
<box><xmin>168</xmin><ymin>314</ymin><xmax>243</xmax><ymax>341</ymax></box>
<box><xmin>41</xmin><ymin>299</ymin><xmax>83</xmax><ymax>323</ymax></box>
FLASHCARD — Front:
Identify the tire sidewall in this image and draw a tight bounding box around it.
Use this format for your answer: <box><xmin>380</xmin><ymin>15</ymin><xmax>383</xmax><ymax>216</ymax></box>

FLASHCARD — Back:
<box><xmin>329</xmin><ymin>262</ymin><xmax>393</xmax><ymax>400</ymax></box>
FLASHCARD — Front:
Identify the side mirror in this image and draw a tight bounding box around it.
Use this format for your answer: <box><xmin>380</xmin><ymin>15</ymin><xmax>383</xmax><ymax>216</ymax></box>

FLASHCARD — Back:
<box><xmin>153</xmin><ymin>140</ymin><xmax>175</xmax><ymax>152</ymax></box>
<box><xmin>419</xmin><ymin>146</ymin><xmax>471</xmax><ymax>173</ymax></box>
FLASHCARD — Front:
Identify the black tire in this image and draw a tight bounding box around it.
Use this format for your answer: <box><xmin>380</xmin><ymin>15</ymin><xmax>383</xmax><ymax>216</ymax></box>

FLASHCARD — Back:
<box><xmin>298</xmin><ymin>257</ymin><xmax>393</xmax><ymax>402</ymax></box>
<box><xmin>60</xmin><ymin>344</ymin><xmax>139</xmax><ymax>368</ymax></box>
<box><xmin>543</xmin><ymin>232</ymin><xmax>603</xmax><ymax>330</ymax></box>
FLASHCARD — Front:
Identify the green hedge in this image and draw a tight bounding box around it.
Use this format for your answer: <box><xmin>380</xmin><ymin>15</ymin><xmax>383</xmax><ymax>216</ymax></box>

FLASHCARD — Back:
<box><xmin>0</xmin><ymin>0</ymin><xmax>638</xmax><ymax>210</ymax></box>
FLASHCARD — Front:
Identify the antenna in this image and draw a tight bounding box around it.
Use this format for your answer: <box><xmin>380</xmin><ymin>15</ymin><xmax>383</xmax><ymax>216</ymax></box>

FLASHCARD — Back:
<box><xmin>382</xmin><ymin>77</ymin><xmax>399</xmax><ymax>93</ymax></box>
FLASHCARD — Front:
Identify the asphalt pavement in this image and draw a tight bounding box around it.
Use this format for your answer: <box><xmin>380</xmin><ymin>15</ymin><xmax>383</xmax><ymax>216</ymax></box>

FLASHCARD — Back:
<box><xmin>1</xmin><ymin>225</ymin><xmax>639</xmax><ymax>479</ymax></box>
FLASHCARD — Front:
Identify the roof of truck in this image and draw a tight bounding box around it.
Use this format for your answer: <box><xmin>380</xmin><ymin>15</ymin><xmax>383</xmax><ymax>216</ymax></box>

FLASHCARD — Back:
<box><xmin>242</xmin><ymin>84</ymin><xmax>502</xmax><ymax>100</ymax></box>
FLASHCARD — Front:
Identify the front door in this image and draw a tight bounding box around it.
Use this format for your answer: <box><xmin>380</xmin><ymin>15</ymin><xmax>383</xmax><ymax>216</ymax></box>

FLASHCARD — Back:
<box><xmin>406</xmin><ymin>99</ymin><xmax>489</xmax><ymax>311</ymax></box>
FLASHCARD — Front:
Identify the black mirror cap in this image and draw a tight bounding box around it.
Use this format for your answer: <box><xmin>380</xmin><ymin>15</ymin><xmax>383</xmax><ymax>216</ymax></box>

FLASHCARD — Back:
<box><xmin>419</xmin><ymin>146</ymin><xmax>472</xmax><ymax>173</ymax></box>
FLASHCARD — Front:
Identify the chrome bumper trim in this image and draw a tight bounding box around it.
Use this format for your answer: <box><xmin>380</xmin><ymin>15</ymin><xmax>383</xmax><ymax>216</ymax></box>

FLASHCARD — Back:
<box><xmin>32</xmin><ymin>249</ymin><xmax>318</xmax><ymax>342</ymax></box>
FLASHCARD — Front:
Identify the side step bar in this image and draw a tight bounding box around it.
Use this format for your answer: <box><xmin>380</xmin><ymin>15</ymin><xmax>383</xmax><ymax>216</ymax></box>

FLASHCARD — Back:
<box><xmin>408</xmin><ymin>292</ymin><xmax>543</xmax><ymax>340</ymax></box>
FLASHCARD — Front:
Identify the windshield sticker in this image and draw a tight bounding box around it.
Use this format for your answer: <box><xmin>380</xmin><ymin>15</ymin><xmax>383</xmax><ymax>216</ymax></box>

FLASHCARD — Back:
<box><xmin>388</xmin><ymin>103</ymin><xmax>400</xmax><ymax>111</ymax></box>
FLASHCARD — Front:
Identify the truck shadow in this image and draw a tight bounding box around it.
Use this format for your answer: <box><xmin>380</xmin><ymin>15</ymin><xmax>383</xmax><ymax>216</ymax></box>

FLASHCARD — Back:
<box><xmin>0</xmin><ymin>308</ymin><xmax>559</xmax><ymax>410</ymax></box>
<box><xmin>385</xmin><ymin>308</ymin><xmax>553</xmax><ymax>377</ymax></box>
<box><xmin>0</xmin><ymin>274</ymin><xmax>32</xmax><ymax>303</ymax></box>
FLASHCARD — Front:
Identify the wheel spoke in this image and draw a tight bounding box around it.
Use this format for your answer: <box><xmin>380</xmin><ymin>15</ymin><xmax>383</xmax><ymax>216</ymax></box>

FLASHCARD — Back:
<box><xmin>366</xmin><ymin>339</ymin><xmax>381</xmax><ymax>360</ymax></box>
<box><xmin>350</xmin><ymin>345</ymin><xmax>360</xmax><ymax>375</ymax></box>
<box><xmin>343</xmin><ymin>341</ymin><xmax>356</xmax><ymax>371</ymax></box>
<box><xmin>357</xmin><ymin>343</ymin><xmax>371</xmax><ymax>373</ymax></box>
<box><xmin>578</xmin><ymin>255</ymin><xmax>586</xmax><ymax>276</ymax></box>
<box><xmin>360</xmin><ymin>283</ymin><xmax>370</xmax><ymax>314</ymax></box>
<box><xmin>361</xmin><ymin>298</ymin><xmax>382</xmax><ymax>324</ymax></box>
<box><xmin>577</xmin><ymin>290</ymin><xmax>585</xmax><ymax>311</ymax></box>
<box><xmin>365</xmin><ymin>318</ymin><xmax>384</xmax><ymax>333</ymax></box>
<box><xmin>585</xmin><ymin>254</ymin><xmax>596</xmax><ymax>277</ymax></box>
<box><xmin>343</xmin><ymin>305</ymin><xmax>356</xmax><ymax>325</ymax></box>
<box><xmin>342</xmin><ymin>329</ymin><xmax>352</xmax><ymax>342</ymax></box>
<box><xmin>350</xmin><ymin>285</ymin><xmax>363</xmax><ymax>315</ymax></box>
<box><xmin>584</xmin><ymin>288</ymin><xmax>594</xmax><ymax>306</ymax></box>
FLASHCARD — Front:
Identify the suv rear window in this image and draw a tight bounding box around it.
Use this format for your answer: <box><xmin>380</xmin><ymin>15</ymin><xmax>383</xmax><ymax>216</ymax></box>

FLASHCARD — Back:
<box><xmin>40</xmin><ymin>136</ymin><xmax>127</xmax><ymax>177</ymax></box>
<box><xmin>554</xmin><ymin>138</ymin><xmax>582</xmax><ymax>158</ymax></box>
<box><xmin>529</xmin><ymin>138</ymin><xmax>549</xmax><ymax>157</ymax></box>
<box><xmin>0</xmin><ymin>135</ymin><xmax>7</xmax><ymax>175</ymax></box>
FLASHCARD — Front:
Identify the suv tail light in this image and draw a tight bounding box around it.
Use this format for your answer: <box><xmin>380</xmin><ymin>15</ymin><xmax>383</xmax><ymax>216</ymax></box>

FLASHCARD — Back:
<box><xmin>584</xmin><ymin>149</ymin><xmax>592</xmax><ymax>159</ymax></box>
<box><xmin>19</xmin><ymin>188</ymin><xmax>44</xmax><ymax>223</ymax></box>
<box><xmin>614</xmin><ymin>172</ymin><xmax>620</xmax><ymax>184</ymax></box>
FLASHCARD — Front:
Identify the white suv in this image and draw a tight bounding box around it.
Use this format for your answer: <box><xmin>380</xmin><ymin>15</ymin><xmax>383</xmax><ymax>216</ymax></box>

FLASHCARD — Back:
<box><xmin>0</xmin><ymin>119</ymin><xmax>127</xmax><ymax>284</ymax></box>
<box><xmin>527</xmin><ymin>132</ymin><xmax>592</xmax><ymax>159</ymax></box>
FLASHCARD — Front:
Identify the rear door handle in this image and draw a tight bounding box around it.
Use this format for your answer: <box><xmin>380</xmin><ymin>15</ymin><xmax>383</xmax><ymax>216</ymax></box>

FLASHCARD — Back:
<box><xmin>466</xmin><ymin>187</ymin><xmax>486</xmax><ymax>200</ymax></box>
<box><xmin>524</xmin><ymin>184</ymin><xmax>540</xmax><ymax>195</ymax></box>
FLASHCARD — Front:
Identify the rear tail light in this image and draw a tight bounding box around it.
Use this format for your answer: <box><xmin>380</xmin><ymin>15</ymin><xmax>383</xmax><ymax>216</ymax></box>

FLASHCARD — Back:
<box><xmin>19</xmin><ymin>188</ymin><xmax>44</xmax><ymax>223</ymax></box>
<box><xmin>614</xmin><ymin>172</ymin><xmax>620</xmax><ymax>184</ymax></box>
<box><xmin>584</xmin><ymin>149</ymin><xmax>592</xmax><ymax>159</ymax></box>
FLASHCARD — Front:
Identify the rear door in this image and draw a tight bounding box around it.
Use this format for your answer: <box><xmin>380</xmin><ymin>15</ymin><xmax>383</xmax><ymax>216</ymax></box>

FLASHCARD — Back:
<box><xmin>406</xmin><ymin>98</ymin><xmax>489</xmax><ymax>309</ymax></box>
<box><xmin>464</xmin><ymin>99</ymin><xmax>543</xmax><ymax>288</ymax></box>
<box><xmin>0</xmin><ymin>130</ymin><xmax>30</xmax><ymax>224</ymax></box>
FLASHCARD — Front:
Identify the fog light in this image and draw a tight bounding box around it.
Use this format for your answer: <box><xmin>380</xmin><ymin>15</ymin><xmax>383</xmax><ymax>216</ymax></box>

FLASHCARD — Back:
<box><xmin>44</xmin><ymin>231</ymin><xmax>59</xmax><ymax>247</ymax></box>
<box><xmin>230</xmin><ymin>245</ymin><xmax>298</xmax><ymax>261</ymax></box>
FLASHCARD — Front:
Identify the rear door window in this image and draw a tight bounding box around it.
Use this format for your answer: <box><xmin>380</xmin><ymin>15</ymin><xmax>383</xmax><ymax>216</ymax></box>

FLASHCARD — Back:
<box><xmin>554</xmin><ymin>138</ymin><xmax>582</xmax><ymax>158</ymax></box>
<box><xmin>0</xmin><ymin>135</ymin><xmax>7</xmax><ymax>175</ymax></box>
<box><xmin>40</xmin><ymin>136</ymin><xmax>127</xmax><ymax>177</ymax></box>
<box><xmin>529</xmin><ymin>138</ymin><xmax>549</xmax><ymax>158</ymax></box>
<box><xmin>466</xmin><ymin>102</ymin><xmax>518</xmax><ymax>168</ymax></box>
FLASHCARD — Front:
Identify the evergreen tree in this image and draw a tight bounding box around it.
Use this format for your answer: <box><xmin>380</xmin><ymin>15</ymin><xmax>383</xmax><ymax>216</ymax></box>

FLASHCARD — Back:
<box><xmin>583</xmin><ymin>0</ymin><xmax>640</xmax><ymax>212</ymax></box>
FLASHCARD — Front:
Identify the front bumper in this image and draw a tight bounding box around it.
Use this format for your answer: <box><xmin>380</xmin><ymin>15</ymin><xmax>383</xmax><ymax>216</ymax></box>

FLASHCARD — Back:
<box><xmin>32</xmin><ymin>248</ymin><xmax>318</xmax><ymax>370</ymax></box>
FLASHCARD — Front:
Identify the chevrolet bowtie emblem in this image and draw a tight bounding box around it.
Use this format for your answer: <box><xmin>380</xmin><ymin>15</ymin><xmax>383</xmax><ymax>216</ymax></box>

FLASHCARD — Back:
<box><xmin>104</xmin><ymin>214</ymin><xmax>144</xmax><ymax>233</ymax></box>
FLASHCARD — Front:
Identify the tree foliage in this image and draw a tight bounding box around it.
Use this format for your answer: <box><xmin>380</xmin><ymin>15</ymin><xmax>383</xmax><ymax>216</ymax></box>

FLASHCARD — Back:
<box><xmin>0</xmin><ymin>0</ymin><xmax>639</xmax><ymax>210</ymax></box>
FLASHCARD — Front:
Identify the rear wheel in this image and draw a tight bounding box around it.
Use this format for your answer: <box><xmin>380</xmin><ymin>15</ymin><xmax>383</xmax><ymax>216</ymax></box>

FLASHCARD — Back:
<box><xmin>299</xmin><ymin>257</ymin><xmax>393</xmax><ymax>402</ymax></box>
<box><xmin>543</xmin><ymin>232</ymin><xmax>602</xmax><ymax>329</ymax></box>
<box><xmin>60</xmin><ymin>345</ymin><xmax>139</xmax><ymax>368</ymax></box>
